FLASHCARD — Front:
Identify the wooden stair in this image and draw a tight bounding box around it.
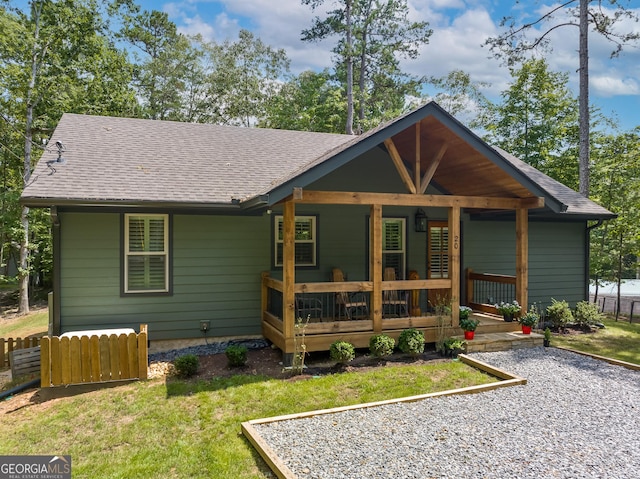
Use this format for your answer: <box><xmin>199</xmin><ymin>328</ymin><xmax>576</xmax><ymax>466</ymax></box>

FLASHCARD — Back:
<box><xmin>462</xmin><ymin>331</ymin><xmax>544</xmax><ymax>353</ymax></box>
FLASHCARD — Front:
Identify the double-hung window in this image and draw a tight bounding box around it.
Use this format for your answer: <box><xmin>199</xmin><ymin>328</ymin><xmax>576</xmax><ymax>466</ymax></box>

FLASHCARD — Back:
<box><xmin>124</xmin><ymin>214</ymin><xmax>170</xmax><ymax>293</ymax></box>
<box><xmin>382</xmin><ymin>218</ymin><xmax>406</xmax><ymax>279</ymax></box>
<box><xmin>274</xmin><ymin>215</ymin><xmax>317</xmax><ymax>267</ymax></box>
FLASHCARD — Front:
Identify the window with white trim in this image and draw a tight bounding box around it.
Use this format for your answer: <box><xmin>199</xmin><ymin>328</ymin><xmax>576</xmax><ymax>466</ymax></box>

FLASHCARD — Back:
<box><xmin>275</xmin><ymin>215</ymin><xmax>317</xmax><ymax>267</ymax></box>
<box><xmin>124</xmin><ymin>214</ymin><xmax>169</xmax><ymax>293</ymax></box>
<box><xmin>382</xmin><ymin>218</ymin><xmax>406</xmax><ymax>279</ymax></box>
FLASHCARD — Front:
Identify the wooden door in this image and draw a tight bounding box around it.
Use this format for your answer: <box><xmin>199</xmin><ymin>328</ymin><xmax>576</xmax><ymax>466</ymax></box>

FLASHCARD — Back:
<box><xmin>427</xmin><ymin>221</ymin><xmax>450</xmax><ymax>309</ymax></box>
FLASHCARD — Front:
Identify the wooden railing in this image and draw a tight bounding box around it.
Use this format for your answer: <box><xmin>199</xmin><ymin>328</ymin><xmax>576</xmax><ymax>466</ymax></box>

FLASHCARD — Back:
<box><xmin>40</xmin><ymin>325</ymin><xmax>148</xmax><ymax>388</ymax></box>
<box><xmin>466</xmin><ymin>268</ymin><xmax>516</xmax><ymax>314</ymax></box>
<box><xmin>1</xmin><ymin>336</ymin><xmax>42</xmax><ymax>369</ymax></box>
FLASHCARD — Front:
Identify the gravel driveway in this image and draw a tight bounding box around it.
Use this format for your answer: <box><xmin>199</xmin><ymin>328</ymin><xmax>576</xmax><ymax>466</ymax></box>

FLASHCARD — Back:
<box><xmin>254</xmin><ymin>347</ymin><xmax>640</xmax><ymax>479</ymax></box>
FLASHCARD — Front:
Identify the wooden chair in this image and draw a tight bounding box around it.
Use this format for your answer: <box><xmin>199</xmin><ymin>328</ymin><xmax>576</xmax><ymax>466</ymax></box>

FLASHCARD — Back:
<box><xmin>331</xmin><ymin>268</ymin><xmax>369</xmax><ymax>320</ymax></box>
<box><xmin>383</xmin><ymin>267</ymin><xmax>409</xmax><ymax>317</ymax></box>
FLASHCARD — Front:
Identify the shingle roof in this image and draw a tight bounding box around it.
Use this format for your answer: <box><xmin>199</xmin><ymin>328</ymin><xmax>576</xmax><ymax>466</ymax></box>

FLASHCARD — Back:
<box><xmin>22</xmin><ymin>114</ymin><xmax>354</xmax><ymax>206</ymax></box>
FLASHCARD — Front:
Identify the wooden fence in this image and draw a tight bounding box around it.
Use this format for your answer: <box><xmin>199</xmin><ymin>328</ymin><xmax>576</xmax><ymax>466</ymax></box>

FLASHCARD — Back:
<box><xmin>40</xmin><ymin>325</ymin><xmax>148</xmax><ymax>388</ymax></box>
<box><xmin>1</xmin><ymin>336</ymin><xmax>42</xmax><ymax>369</ymax></box>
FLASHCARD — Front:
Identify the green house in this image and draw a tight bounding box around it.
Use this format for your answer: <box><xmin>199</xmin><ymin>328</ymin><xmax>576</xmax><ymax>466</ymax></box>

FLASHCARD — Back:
<box><xmin>21</xmin><ymin>102</ymin><xmax>614</xmax><ymax>356</ymax></box>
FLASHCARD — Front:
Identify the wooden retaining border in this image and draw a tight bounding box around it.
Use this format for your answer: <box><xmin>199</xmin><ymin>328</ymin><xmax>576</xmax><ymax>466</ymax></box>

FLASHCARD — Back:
<box><xmin>554</xmin><ymin>346</ymin><xmax>640</xmax><ymax>371</ymax></box>
<box><xmin>40</xmin><ymin>325</ymin><xmax>148</xmax><ymax>388</ymax></box>
<box><xmin>241</xmin><ymin>354</ymin><xmax>527</xmax><ymax>479</ymax></box>
<box><xmin>1</xmin><ymin>336</ymin><xmax>42</xmax><ymax>369</ymax></box>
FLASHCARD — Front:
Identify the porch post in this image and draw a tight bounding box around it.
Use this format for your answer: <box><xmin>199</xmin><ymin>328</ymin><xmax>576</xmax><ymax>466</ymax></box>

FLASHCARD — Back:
<box><xmin>370</xmin><ymin>204</ymin><xmax>383</xmax><ymax>332</ymax></box>
<box><xmin>283</xmin><ymin>200</ymin><xmax>296</xmax><ymax>351</ymax></box>
<box><xmin>516</xmin><ymin>207</ymin><xmax>529</xmax><ymax>312</ymax></box>
<box><xmin>448</xmin><ymin>206</ymin><xmax>460</xmax><ymax>327</ymax></box>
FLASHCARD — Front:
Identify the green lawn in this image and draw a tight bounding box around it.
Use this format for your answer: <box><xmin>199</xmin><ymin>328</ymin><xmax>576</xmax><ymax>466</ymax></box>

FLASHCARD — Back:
<box><xmin>551</xmin><ymin>318</ymin><xmax>640</xmax><ymax>365</ymax></box>
<box><xmin>0</xmin><ymin>308</ymin><xmax>48</xmax><ymax>338</ymax></box>
<box><xmin>0</xmin><ymin>360</ymin><xmax>493</xmax><ymax>478</ymax></box>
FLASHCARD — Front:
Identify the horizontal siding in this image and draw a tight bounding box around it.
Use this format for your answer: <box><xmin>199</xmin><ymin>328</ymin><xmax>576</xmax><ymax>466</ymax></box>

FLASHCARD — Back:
<box><xmin>59</xmin><ymin>212</ymin><xmax>270</xmax><ymax>341</ymax></box>
<box><xmin>463</xmin><ymin>219</ymin><xmax>587</xmax><ymax>307</ymax></box>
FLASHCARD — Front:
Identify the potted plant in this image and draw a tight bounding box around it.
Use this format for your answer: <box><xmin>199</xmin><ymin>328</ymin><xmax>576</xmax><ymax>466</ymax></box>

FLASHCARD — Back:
<box><xmin>543</xmin><ymin>327</ymin><xmax>552</xmax><ymax>347</ymax></box>
<box><xmin>519</xmin><ymin>310</ymin><xmax>538</xmax><ymax>334</ymax></box>
<box><xmin>495</xmin><ymin>300</ymin><xmax>521</xmax><ymax>322</ymax></box>
<box><xmin>459</xmin><ymin>305</ymin><xmax>472</xmax><ymax>320</ymax></box>
<box><xmin>444</xmin><ymin>338</ymin><xmax>466</xmax><ymax>359</ymax></box>
<box><xmin>459</xmin><ymin>317</ymin><xmax>480</xmax><ymax>340</ymax></box>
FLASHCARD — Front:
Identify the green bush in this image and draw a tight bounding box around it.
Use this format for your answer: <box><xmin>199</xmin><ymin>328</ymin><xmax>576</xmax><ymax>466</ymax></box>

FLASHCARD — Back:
<box><xmin>397</xmin><ymin>328</ymin><xmax>425</xmax><ymax>356</ymax></box>
<box><xmin>174</xmin><ymin>354</ymin><xmax>199</xmax><ymax>378</ymax></box>
<box><xmin>329</xmin><ymin>341</ymin><xmax>356</xmax><ymax>364</ymax></box>
<box><xmin>225</xmin><ymin>345</ymin><xmax>248</xmax><ymax>367</ymax></box>
<box><xmin>369</xmin><ymin>334</ymin><xmax>395</xmax><ymax>358</ymax></box>
<box><xmin>546</xmin><ymin>299</ymin><xmax>573</xmax><ymax>330</ymax></box>
<box><xmin>574</xmin><ymin>301</ymin><xmax>603</xmax><ymax>328</ymax></box>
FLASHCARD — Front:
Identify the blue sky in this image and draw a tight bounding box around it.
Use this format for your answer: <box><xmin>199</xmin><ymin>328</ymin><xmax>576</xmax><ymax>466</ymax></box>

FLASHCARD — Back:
<box><xmin>137</xmin><ymin>0</ymin><xmax>640</xmax><ymax>131</ymax></box>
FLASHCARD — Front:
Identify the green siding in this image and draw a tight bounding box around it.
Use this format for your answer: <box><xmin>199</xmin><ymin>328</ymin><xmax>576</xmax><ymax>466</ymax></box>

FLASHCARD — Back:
<box><xmin>59</xmin><ymin>212</ymin><xmax>270</xmax><ymax>340</ymax></box>
<box><xmin>463</xmin><ymin>220</ymin><xmax>587</xmax><ymax>308</ymax></box>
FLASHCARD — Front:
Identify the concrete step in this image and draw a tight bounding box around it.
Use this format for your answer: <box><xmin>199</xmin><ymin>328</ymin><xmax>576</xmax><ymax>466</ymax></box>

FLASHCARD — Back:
<box><xmin>461</xmin><ymin>331</ymin><xmax>544</xmax><ymax>353</ymax></box>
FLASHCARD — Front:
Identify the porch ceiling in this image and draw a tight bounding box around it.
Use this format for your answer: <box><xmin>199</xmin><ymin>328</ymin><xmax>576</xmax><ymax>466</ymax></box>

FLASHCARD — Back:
<box><xmin>390</xmin><ymin>116</ymin><xmax>535</xmax><ymax>203</ymax></box>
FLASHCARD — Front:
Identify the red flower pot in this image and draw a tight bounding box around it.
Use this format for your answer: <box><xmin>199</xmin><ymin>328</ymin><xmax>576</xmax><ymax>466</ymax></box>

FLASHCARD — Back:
<box><xmin>464</xmin><ymin>330</ymin><xmax>475</xmax><ymax>340</ymax></box>
<box><xmin>521</xmin><ymin>325</ymin><xmax>532</xmax><ymax>335</ymax></box>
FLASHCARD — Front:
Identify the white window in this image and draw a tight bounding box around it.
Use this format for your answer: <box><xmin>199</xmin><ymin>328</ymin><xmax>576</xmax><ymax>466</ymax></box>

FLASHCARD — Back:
<box><xmin>382</xmin><ymin>218</ymin><xmax>406</xmax><ymax>279</ymax></box>
<box><xmin>124</xmin><ymin>214</ymin><xmax>169</xmax><ymax>293</ymax></box>
<box><xmin>275</xmin><ymin>215</ymin><xmax>317</xmax><ymax>267</ymax></box>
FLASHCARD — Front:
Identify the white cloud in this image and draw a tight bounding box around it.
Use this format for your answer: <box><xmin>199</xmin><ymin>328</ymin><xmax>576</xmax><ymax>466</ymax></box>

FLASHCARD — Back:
<box><xmin>591</xmin><ymin>75</ymin><xmax>640</xmax><ymax>97</ymax></box>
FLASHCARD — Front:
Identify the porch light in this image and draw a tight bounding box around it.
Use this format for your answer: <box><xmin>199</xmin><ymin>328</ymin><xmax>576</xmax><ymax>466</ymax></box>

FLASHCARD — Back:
<box><xmin>415</xmin><ymin>209</ymin><xmax>427</xmax><ymax>232</ymax></box>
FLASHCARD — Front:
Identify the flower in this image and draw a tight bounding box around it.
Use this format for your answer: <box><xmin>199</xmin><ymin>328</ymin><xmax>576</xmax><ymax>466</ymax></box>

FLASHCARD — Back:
<box><xmin>459</xmin><ymin>306</ymin><xmax>472</xmax><ymax>320</ymax></box>
<box><xmin>519</xmin><ymin>311</ymin><xmax>539</xmax><ymax>326</ymax></box>
<box><xmin>495</xmin><ymin>300</ymin><xmax>521</xmax><ymax>316</ymax></box>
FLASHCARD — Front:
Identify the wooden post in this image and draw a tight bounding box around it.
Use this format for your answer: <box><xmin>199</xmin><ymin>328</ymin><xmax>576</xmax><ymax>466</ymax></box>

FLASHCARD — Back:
<box><xmin>40</xmin><ymin>336</ymin><xmax>50</xmax><ymax>388</ymax></box>
<box><xmin>465</xmin><ymin>268</ymin><xmax>474</xmax><ymax>306</ymax></box>
<box><xmin>449</xmin><ymin>206</ymin><xmax>461</xmax><ymax>327</ymax></box>
<box><xmin>415</xmin><ymin>122</ymin><xmax>421</xmax><ymax>191</ymax></box>
<box><xmin>282</xmin><ymin>200</ymin><xmax>296</xmax><ymax>352</ymax></box>
<box><xmin>138</xmin><ymin>324</ymin><xmax>148</xmax><ymax>380</ymax></box>
<box><xmin>370</xmin><ymin>204</ymin><xmax>383</xmax><ymax>332</ymax></box>
<box><xmin>516</xmin><ymin>208</ymin><xmax>529</xmax><ymax>312</ymax></box>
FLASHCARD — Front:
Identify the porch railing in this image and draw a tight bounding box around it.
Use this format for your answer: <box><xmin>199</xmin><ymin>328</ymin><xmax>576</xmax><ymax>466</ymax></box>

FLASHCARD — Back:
<box><xmin>465</xmin><ymin>268</ymin><xmax>516</xmax><ymax>314</ymax></box>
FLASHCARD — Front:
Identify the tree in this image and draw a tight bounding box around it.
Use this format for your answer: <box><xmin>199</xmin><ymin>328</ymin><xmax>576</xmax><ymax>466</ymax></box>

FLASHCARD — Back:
<box><xmin>0</xmin><ymin>0</ymin><xmax>137</xmax><ymax>313</ymax></box>
<box><xmin>486</xmin><ymin>0</ymin><xmax>640</xmax><ymax>197</ymax></box>
<box><xmin>426</xmin><ymin>69</ymin><xmax>490</xmax><ymax>122</ymax></box>
<box><xmin>302</xmin><ymin>0</ymin><xmax>432</xmax><ymax>134</ymax></box>
<box><xmin>479</xmin><ymin>59</ymin><xmax>581</xmax><ymax>189</ymax></box>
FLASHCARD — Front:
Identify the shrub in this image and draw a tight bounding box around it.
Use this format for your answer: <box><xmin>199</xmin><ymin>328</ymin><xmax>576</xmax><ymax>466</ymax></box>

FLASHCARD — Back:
<box><xmin>574</xmin><ymin>301</ymin><xmax>603</xmax><ymax>328</ymax></box>
<box><xmin>546</xmin><ymin>299</ymin><xmax>573</xmax><ymax>330</ymax></box>
<box><xmin>369</xmin><ymin>334</ymin><xmax>395</xmax><ymax>358</ymax></box>
<box><xmin>174</xmin><ymin>354</ymin><xmax>199</xmax><ymax>378</ymax></box>
<box><xmin>329</xmin><ymin>341</ymin><xmax>356</xmax><ymax>364</ymax></box>
<box><xmin>398</xmin><ymin>328</ymin><xmax>425</xmax><ymax>356</ymax></box>
<box><xmin>225</xmin><ymin>345</ymin><xmax>248</xmax><ymax>367</ymax></box>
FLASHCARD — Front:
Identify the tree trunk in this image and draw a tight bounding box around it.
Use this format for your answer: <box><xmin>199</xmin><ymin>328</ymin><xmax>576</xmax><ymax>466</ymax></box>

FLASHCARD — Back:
<box><xmin>345</xmin><ymin>0</ymin><xmax>354</xmax><ymax>135</ymax></box>
<box><xmin>578</xmin><ymin>0</ymin><xmax>590</xmax><ymax>197</ymax></box>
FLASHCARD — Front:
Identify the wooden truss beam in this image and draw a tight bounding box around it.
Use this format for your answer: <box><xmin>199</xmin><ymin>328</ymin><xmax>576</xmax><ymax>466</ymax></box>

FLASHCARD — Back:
<box><xmin>384</xmin><ymin>139</ymin><xmax>417</xmax><ymax>194</ymax></box>
<box><xmin>420</xmin><ymin>143</ymin><xmax>448</xmax><ymax>194</ymax></box>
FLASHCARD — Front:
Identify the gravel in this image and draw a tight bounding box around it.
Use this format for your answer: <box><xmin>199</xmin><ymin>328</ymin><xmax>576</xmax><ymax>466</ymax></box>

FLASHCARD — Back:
<box><xmin>254</xmin><ymin>347</ymin><xmax>640</xmax><ymax>479</ymax></box>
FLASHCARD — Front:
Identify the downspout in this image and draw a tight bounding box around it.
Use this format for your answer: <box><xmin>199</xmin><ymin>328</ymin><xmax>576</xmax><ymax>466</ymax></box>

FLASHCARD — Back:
<box><xmin>585</xmin><ymin>219</ymin><xmax>604</xmax><ymax>302</ymax></box>
<box><xmin>51</xmin><ymin>207</ymin><xmax>61</xmax><ymax>336</ymax></box>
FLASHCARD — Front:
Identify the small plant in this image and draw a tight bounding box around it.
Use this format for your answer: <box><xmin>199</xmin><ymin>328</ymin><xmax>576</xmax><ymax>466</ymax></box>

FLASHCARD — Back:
<box><xmin>459</xmin><ymin>317</ymin><xmax>480</xmax><ymax>332</ymax></box>
<box><xmin>495</xmin><ymin>300</ymin><xmax>521</xmax><ymax>316</ymax></box>
<box><xmin>543</xmin><ymin>327</ymin><xmax>552</xmax><ymax>346</ymax></box>
<box><xmin>329</xmin><ymin>341</ymin><xmax>356</xmax><ymax>364</ymax></box>
<box><xmin>398</xmin><ymin>328</ymin><xmax>425</xmax><ymax>356</ymax></box>
<box><xmin>174</xmin><ymin>354</ymin><xmax>199</xmax><ymax>378</ymax></box>
<box><xmin>225</xmin><ymin>345</ymin><xmax>248</xmax><ymax>367</ymax></box>
<box><xmin>546</xmin><ymin>298</ymin><xmax>573</xmax><ymax>330</ymax></box>
<box><xmin>443</xmin><ymin>337</ymin><xmax>466</xmax><ymax>358</ymax></box>
<box><xmin>459</xmin><ymin>305</ymin><xmax>472</xmax><ymax>320</ymax></box>
<box><xmin>291</xmin><ymin>315</ymin><xmax>311</xmax><ymax>375</ymax></box>
<box><xmin>519</xmin><ymin>307</ymin><xmax>539</xmax><ymax>327</ymax></box>
<box><xmin>369</xmin><ymin>334</ymin><xmax>395</xmax><ymax>358</ymax></box>
<box><xmin>574</xmin><ymin>301</ymin><xmax>603</xmax><ymax>329</ymax></box>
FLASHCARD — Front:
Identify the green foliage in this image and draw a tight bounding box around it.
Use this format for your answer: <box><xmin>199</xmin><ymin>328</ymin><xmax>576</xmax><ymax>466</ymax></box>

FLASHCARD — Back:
<box><xmin>544</xmin><ymin>327</ymin><xmax>552</xmax><ymax>342</ymax></box>
<box><xmin>397</xmin><ymin>328</ymin><xmax>425</xmax><ymax>356</ymax></box>
<box><xmin>519</xmin><ymin>311</ymin><xmax>539</xmax><ymax>327</ymax></box>
<box><xmin>574</xmin><ymin>301</ymin><xmax>603</xmax><ymax>328</ymax></box>
<box><xmin>546</xmin><ymin>299</ymin><xmax>574</xmax><ymax>329</ymax></box>
<box><xmin>173</xmin><ymin>354</ymin><xmax>199</xmax><ymax>378</ymax></box>
<box><xmin>495</xmin><ymin>300</ymin><xmax>522</xmax><ymax>316</ymax></box>
<box><xmin>459</xmin><ymin>305</ymin><xmax>472</xmax><ymax>320</ymax></box>
<box><xmin>459</xmin><ymin>317</ymin><xmax>480</xmax><ymax>332</ymax></box>
<box><xmin>443</xmin><ymin>337</ymin><xmax>466</xmax><ymax>351</ymax></box>
<box><xmin>329</xmin><ymin>341</ymin><xmax>356</xmax><ymax>364</ymax></box>
<box><xmin>225</xmin><ymin>345</ymin><xmax>248</xmax><ymax>367</ymax></box>
<box><xmin>369</xmin><ymin>334</ymin><xmax>395</xmax><ymax>358</ymax></box>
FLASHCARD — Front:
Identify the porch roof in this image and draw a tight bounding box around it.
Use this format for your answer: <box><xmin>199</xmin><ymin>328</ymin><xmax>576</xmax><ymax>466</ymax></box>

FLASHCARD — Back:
<box><xmin>21</xmin><ymin>102</ymin><xmax>614</xmax><ymax>220</ymax></box>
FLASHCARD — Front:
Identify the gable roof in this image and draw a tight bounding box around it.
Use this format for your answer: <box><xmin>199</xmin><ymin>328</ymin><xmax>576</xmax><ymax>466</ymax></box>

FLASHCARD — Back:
<box><xmin>21</xmin><ymin>102</ymin><xmax>614</xmax><ymax>220</ymax></box>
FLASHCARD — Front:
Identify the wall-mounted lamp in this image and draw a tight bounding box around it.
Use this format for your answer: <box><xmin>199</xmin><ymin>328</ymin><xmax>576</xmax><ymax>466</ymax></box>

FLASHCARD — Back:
<box><xmin>415</xmin><ymin>208</ymin><xmax>427</xmax><ymax>232</ymax></box>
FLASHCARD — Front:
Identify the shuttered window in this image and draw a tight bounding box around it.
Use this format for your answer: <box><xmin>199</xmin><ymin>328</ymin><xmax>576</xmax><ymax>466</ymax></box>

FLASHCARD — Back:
<box><xmin>429</xmin><ymin>223</ymin><xmax>449</xmax><ymax>279</ymax></box>
<box><xmin>275</xmin><ymin>215</ymin><xmax>317</xmax><ymax>267</ymax></box>
<box><xmin>382</xmin><ymin>218</ymin><xmax>406</xmax><ymax>279</ymax></box>
<box><xmin>125</xmin><ymin>214</ymin><xmax>169</xmax><ymax>293</ymax></box>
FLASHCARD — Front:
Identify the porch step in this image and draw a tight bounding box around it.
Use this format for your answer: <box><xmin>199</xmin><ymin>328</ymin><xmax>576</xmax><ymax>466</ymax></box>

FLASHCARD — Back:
<box><xmin>461</xmin><ymin>331</ymin><xmax>544</xmax><ymax>353</ymax></box>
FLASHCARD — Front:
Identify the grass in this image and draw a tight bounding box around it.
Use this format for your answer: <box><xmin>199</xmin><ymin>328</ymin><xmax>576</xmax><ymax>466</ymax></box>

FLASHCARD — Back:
<box><xmin>0</xmin><ymin>308</ymin><xmax>48</xmax><ymax>338</ymax></box>
<box><xmin>551</xmin><ymin>318</ymin><xmax>640</xmax><ymax>365</ymax></box>
<box><xmin>0</xmin><ymin>360</ymin><xmax>494</xmax><ymax>478</ymax></box>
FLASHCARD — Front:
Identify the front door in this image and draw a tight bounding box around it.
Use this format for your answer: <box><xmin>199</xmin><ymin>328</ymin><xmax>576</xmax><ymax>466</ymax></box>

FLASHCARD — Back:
<box><xmin>427</xmin><ymin>221</ymin><xmax>450</xmax><ymax>309</ymax></box>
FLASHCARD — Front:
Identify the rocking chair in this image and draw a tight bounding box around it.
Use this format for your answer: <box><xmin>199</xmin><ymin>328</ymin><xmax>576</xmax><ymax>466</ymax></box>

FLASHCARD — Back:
<box><xmin>382</xmin><ymin>267</ymin><xmax>409</xmax><ymax>318</ymax></box>
<box><xmin>331</xmin><ymin>268</ymin><xmax>369</xmax><ymax>320</ymax></box>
